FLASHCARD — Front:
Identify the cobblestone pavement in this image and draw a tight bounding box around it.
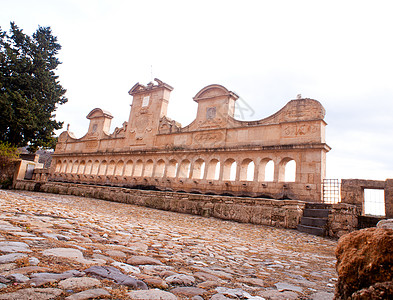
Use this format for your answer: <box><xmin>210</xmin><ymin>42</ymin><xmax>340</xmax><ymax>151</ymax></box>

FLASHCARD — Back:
<box><xmin>0</xmin><ymin>189</ymin><xmax>337</xmax><ymax>299</ymax></box>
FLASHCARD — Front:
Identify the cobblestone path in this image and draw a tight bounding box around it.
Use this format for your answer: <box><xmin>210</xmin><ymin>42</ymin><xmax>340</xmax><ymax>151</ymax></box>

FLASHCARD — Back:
<box><xmin>0</xmin><ymin>190</ymin><xmax>337</xmax><ymax>299</ymax></box>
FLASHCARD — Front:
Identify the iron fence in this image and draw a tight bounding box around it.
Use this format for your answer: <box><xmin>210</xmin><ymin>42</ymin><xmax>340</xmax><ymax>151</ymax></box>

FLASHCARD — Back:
<box><xmin>323</xmin><ymin>179</ymin><xmax>341</xmax><ymax>204</ymax></box>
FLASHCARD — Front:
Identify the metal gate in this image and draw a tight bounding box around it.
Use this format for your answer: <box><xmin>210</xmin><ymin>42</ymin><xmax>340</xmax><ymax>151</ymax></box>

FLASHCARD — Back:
<box><xmin>322</xmin><ymin>179</ymin><xmax>341</xmax><ymax>204</ymax></box>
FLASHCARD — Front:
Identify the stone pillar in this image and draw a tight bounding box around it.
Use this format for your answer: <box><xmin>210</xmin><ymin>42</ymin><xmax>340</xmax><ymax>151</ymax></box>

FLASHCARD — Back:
<box><xmin>235</xmin><ymin>163</ymin><xmax>241</xmax><ymax>181</ymax></box>
<box><xmin>188</xmin><ymin>161</ymin><xmax>195</xmax><ymax>179</ymax></box>
<box><xmin>385</xmin><ymin>179</ymin><xmax>393</xmax><ymax>218</ymax></box>
<box><xmin>273</xmin><ymin>158</ymin><xmax>280</xmax><ymax>182</ymax></box>
<box><xmin>253</xmin><ymin>159</ymin><xmax>259</xmax><ymax>183</ymax></box>
<box><xmin>340</xmin><ymin>179</ymin><xmax>364</xmax><ymax>214</ymax></box>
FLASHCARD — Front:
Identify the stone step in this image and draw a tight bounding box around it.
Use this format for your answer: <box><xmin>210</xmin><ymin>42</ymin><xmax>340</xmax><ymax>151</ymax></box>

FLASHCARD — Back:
<box><xmin>303</xmin><ymin>208</ymin><xmax>329</xmax><ymax>218</ymax></box>
<box><xmin>305</xmin><ymin>203</ymin><xmax>332</xmax><ymax>210</ymax></box>
<box><xmin>297</xmin><ymin>224</ymin><xmax>325</xmax><ymax>236</ymax></box>
<box><xmin>300</xmin><ymin>216</ymin><xmax>327</xmax><ymax>228</ymax></box>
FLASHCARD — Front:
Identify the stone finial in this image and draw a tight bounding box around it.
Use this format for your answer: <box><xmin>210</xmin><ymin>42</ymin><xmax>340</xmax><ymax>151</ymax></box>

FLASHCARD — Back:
<box><xmin>67</xmin><ymin>124</ymin><xmax>70</xmax><ymax>131</ymax></box>
<box><xmin>297</xmin><ymin>94</ymin><xmax>302</xmax><ymax>99</ymax></box>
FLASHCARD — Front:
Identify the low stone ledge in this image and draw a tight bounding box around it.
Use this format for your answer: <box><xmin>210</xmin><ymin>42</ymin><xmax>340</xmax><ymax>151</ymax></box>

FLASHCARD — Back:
<box><xmin>14</xmin><ymin>180</ymin><xmax>306</xmax><ymax>230</ymax></box>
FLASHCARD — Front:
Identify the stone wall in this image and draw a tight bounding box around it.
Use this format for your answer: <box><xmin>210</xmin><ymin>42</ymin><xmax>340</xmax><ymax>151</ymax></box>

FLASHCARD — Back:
<box><xmin>14</xmin><ymin>180</ymin><xmax>305</xmax><ymax>229</ymax></box>
<box><xmin>14</xmin><ymin>180</ymin><xmax>360</xmax><ymax>237</ymax></box>
<box><xmin>0</xmin><ymin>159</ymin><xmax>20</xmax><ymax>188</ymax></box>
<box><xmin>341</xmin><ymin>179</ymin><xmax>393</xmax><ymax>218</ymax></box>
<box><xmin>326</xmin><ymin>203</ymin><xmax>358</xmax><ymax>238</ymax></box>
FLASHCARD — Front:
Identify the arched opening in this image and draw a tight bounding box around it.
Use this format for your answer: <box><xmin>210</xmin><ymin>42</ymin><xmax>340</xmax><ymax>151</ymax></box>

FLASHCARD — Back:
<box><xmin>61</xmin><ymin>160</ymin><xmax>67</xmax><ymax>173</ymax></box>
<box><xmin>247</xmin><ymin>161</ymin><xmax>255</xmax><ymax>181</ymax></box>
<box><xmin>124</xmin><ymin>160</ymin><xmax>133</xmax><ymax>176</ymax></box>
<box><xmin>206</xmin><ymin>159</ymin><xmax>220</xmax><ymax>180</ymax></box>
<box><xmin>66</xmin><ymin>160</ymin><xmax>73</xmax><ymax>173</ymax></box>
<box><xmin>167</xmin><ymin>159</ymin><xmax>178</xmax><ymax>178</ymax></box>
<box><xmin>192</xmin><ymin>159</ymin><xmax>205</xmax><ymax>179</ymax></box>
<box><xmin>265</xmin><ymin>160</ymin><xmax>274</xmax><ymax>181</ymax></box>
<box><xmin>107</xmin><ymin>160</ymin><xmax>116</xmax><ymax>176</ymax></box>
<box><xmin>144</xmin><ymin>160</ymin><xmax>154</xmax><ymax>177</ymax></box>
<box><xmin>71</xmin><ymin>161</ymin><xmax>79</xmax><ymax>174</ymax></box>
<box><xmin>258</xmin><ymin>159</ymin><xmax>274</xmax><ymax>182</ymax></box>
<box><xmin>98</xmin><ymin>160</ymin><xmax>107</xmax><ymax>176</ymax></box>
<box><xmin>55</xmin><ymin>160</ymin><xmax>61</xmax><ymax>172</ymax></box>
<box><xmin>285</xmin><ymin>160</ymin><xmax>296</xmax><ymax>182</ymax></box>
<box><xmin>240</xmin><ymin>159</ymin><xmax>254</xmax><ymax>181</ymax></box>
<box><xmin>55</xmin><ymin>160</ymin><xmax>62</xmax><ymax>172</ymax></box>
<box><xmin>78</xmin><ymin>161</ymin><xmax>86</xmax><ymax>174</ymax></box>
<box><xmin>178</xmin><ymin>159</ymin><xmax>191</xmax><ymax>178</ymax></box>
<box><xmin>279</xmin><ymin>158</ymin><xmax>296</xmax><ymax>182</ymax></box>
<box><xmin>155</xmin><ymin>159</ymin><xmax>165</xmax><ymax>177</ymax></box>
<box><xmin>223</xmin><ymin>159</ymin><xmax>236</xmax><ymax>181</ymax></box>
<box><xmin>85</xmin><ymin>160</ymin><xmax>93</xmax><ymax>174</ymax></box>
<box><xmin>114</xmin><ymin>160</ymin><xmax>124</xmax><ymax>176</ymax></box>
<box><xmin>134</xmin><ymin>160</ymin><xmax>143</xmax><ymax>177</ymax></box>
<box><xmin>91</xmin><ymin>160</ymin><xmax>100</xmax><ymax>175</ymax></box>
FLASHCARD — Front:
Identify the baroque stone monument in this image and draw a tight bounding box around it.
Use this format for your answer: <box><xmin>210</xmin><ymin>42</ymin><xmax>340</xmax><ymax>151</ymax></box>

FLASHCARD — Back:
<box><xmin>51</xmin><ymin>79</ymin><xmax>330</xmax><ymax>201</ymax></box>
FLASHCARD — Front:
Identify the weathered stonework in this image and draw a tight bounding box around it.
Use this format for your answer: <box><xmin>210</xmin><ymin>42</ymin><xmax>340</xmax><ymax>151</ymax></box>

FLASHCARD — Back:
<box><xmin>49</xmin><ymin>79</ymin><xmax>330</xmax><ymax>202</ymax></box>
<box><xmin>341</xmin><ymin>179</ymin><xmax>393</xmax><ymax>218</ymax></box>
<box><xmin>326</xmin><ymin>203</ymin><xmax>358</xmax><ymax>238</ymax></box>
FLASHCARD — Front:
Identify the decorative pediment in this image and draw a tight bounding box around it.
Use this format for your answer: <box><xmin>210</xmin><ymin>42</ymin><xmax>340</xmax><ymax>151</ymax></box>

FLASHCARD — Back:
<box><xmin>159</xmin><ymin>116</ymin><xmax>181</xmax><ymax>134</ymax></box>
<box><xmin>86</xmin><ymin>108</ymin><xmax>113</xmax><ymax>120</ymax></box>
<box><xmin>193</xmin><ymin>84</ymin><xmax>238</xmax><ymax>102</ymax></box>
<box><xmin>128</xmin><ymin>78</ymin><xmax>174</xmax><ymax>96</ymax></box>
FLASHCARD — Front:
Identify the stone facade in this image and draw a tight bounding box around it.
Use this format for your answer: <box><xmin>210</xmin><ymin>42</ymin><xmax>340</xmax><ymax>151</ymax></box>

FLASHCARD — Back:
<box><xmin>50</xmin><ymin>79</ymin><xmax>330</xmax><ymax>201</ymax></box>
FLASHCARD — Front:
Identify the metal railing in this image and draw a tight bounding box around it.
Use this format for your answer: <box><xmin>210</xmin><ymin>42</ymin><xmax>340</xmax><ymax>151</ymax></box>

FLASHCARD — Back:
<box><xmin>323</xmin><ymin>179</ymin><xmax>341</xmax><ymax>204</ymax></box>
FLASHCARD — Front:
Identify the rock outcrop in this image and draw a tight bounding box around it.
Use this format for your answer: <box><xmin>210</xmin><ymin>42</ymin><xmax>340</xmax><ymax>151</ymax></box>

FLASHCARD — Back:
<box><xmin>335</xmin><ymin>228</ymin><xmax>393</xmax><ymax>299</ymax></box>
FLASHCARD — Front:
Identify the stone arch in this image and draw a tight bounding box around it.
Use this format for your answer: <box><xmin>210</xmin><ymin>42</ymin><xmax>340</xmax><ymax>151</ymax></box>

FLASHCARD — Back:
<box><xmin>167</xmin><ymin>159</ymin><xmax>178</xmax><ymax>178</ymax></box>
<box><xmin>223</xmin><ymin>158</ymin><xmax>236</xmax><ymax>181</ymax></box>
<box><xmin>258</xmin><ymin>158</ymin><xmax>274</xmax><ymax>182</ymax></box>
<box><xmin>144</xmin><ymin>159</ymin><xmax>154</xmax><ymax>177</ymax></box>
<box><xmin>98</xmin><ymin>160</ymin><xmax>107</xmax><ymax>176</ymax></box>
<box><xmin>124</xmin><ymin>160</ymin><xmax>133</xmax><ymax>176</ymax></box>
<box><xmin>107</xmin><ymin>160</ymin><xmax>116</xmax><ymax>176</ymax></box>
<box><xmin>134</xmin><ymin>159</ymin><xmax>143</xmax><ymax>177</ymax></box>
<box><xmin>155</xmin><ymin>159</ymin><xmax>165</xmax><ymax>177</ymax></box>
<box><xmin>206</xmin><ymin>159</ymin><xmax>220</xmax><ymax>180</ymax></box>
<box><xmin>78</xmin><ymin>161</ymin><xmax>86</xmax><ymax>174</ymax></box>
<box><xmin>61</xmin><ymin>160</ymin><xmax>67</xmax><ymax>173</ymax></box>
<box><xmin>71</xmin><ymin>160</ymin><xmax>79</xmax><ymax>174</ymax></box>
<box><xmin>240</xmin><ymin>159</ymin><xmax>254</xmax><ymax>181</ymax></box>
<box><xmin>66</xmin><ymin>160</ymin><xmax>73</xmax><ymax>173</ymax></box>
<box><xmin>91</xmin><ymin>160</ymin><xmax>100</xmax><ymax>175</ymax></box>
<box><xmin>85</xmin><ymin>160</ymin><xmax>93</xmax><ymax>174</ymax></box>
<box><xmin>192</xmin><ymin>159</ymin><xmax>205</xmax><ymax>179</ymax></box>
<box><xmin>279</xmin><ymin>157</ymin><xmax>296</xmax><ymax>182</ymax></box>
<box><xmin>114</xmin><ymin>160</ymin><xmax>124</xmax><ymax>176</ymax></box>
<box><xmin>178</xmin><ymin>159</ymin><xmax>191</xmax><ymax>178</ymax></box>
<box><xmin>55</xmin><ymin>160</ymin><xmax>62</xmax><ymax>172</ymax></box>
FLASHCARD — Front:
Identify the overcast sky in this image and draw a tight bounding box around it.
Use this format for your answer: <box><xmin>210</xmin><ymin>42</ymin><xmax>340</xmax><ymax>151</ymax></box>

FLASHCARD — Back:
<box><xmin>2</xmin><ymin>0</ymin><xmax>392</xmax><ymax>180</ymax></box>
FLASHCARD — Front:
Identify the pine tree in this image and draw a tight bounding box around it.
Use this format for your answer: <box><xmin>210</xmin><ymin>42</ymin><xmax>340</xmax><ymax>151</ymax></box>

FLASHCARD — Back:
<box><xmin>0</xmin><ymin>22</ymin><xmax>67</xmax><ymax>152</ymax></box>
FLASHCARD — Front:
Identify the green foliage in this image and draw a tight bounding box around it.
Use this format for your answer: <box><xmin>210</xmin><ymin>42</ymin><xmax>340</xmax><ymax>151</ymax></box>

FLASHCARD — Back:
<box><xmin>0</xmin><ymin>140</ymin><xmax>19</xmax><ymax>160</ymax></box>
<box><xmin>0</xmin><ymin>141</ymin><xmax>19</xmax><ymax>189</ymax></box>
<box><xmin>0</xmin><ymin>22</ymin><xmax>67</xmax><ymax>152</ymax></box>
